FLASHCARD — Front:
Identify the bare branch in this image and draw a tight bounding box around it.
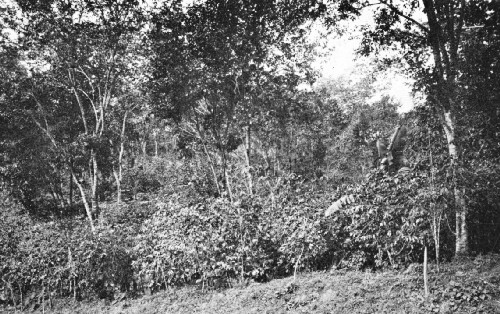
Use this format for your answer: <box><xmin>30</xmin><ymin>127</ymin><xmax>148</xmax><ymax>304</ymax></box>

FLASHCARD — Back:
<box><xmin>72</xmin><ymin>87</ymin><xmax>90</xmax><ymax>134</ymax></box>
<box><xmin>378</xmin><ymin>0</ymin><xmax>429</xmax><ymax>33</ymax></box>
<box><xmin>28</xmin><ymin>93</ymin><xmax>60</xmax><ymax>149</ymax></box>
<box><xmin>77</xmin><ymin>87</ymin><xmax>98</xmax><ymax>119</ymax></box>
<box><xmin>75</xmin><ymin>88</ymin><xmax>98</xmax><ymax>127</ymax></box>
<box><xmin>29</xmin><ymin>91</ymin><xmax>51</xmax><ymax>134</ymax></box>
<box><xmin>29</xmin><ymin>112</ymin><xmax>58</xmax><ymax>148</ymax></box>
<box><xmin>76</xmin><ymin>66</ymin><xmax>96</xmax><ymax>95</ymax></box>
<box><xmin>361</xmin><ymin>2</ymin><xmax>383</xmax><ymax>8</ymax></box>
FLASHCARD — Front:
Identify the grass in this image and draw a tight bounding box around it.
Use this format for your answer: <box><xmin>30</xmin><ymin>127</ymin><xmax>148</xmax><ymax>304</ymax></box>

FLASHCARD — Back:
<box><xmin>2</xmin><ymin>256</ymin><xmax>500</xmax><ymax>314</ymax></box>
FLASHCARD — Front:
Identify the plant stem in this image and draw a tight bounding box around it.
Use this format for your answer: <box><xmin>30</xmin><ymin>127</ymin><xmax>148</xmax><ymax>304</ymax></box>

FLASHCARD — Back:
<box><xmin>294</xmin><ymin>245</ymin><xmax>305</xmax><ymax>282</ymax></box>
<box><xmin>423</xmin><ymin>245</ymin><xmax>429</xmax><ymax>298</ymax></box>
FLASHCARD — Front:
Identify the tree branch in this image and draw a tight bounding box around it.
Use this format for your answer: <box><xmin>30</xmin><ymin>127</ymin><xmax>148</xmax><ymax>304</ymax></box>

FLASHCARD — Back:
<box><xmin>77</xmin><ymin>87</ymin><xmax>98</xmax><ymax>121</ymax></box>
<box><xmin>423</xmin><ymin>0</ymin><xmax>446</xmax><ymax>96</ymax></box>
<box><xmin>453</xmin><ymin>0</ymin><xmax>466</xmax><ymax>58</ymax></box>
<box><xmin>76</xmin><ymin>66</ymin><xmax>95</xmax><ymax>95</ymax></box>
<box><xmin>72</xmin><ymin>87</ymin><xmax>90</xmax><ymax>134</ymax></box>
<box><xmin>29</xmin><ymin>112</ymin><xmax>58</xmax><ymax>148</ymax></box>
<box><xmin>378</xmin><ymin>0</ymin><xmax>429</xmax><ymax>33</ymax></box>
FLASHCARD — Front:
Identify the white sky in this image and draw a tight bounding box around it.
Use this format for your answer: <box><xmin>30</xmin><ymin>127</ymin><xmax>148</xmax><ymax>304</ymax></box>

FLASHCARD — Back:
<box><xmin>308</xmin><ymin>5</ymin><xmax>427</xmax><ymax>114</ymax></box>
<box><xmin>317</xmin><ymin>44</ymin><xmax>417</xmax><ymax>113</ymax></box>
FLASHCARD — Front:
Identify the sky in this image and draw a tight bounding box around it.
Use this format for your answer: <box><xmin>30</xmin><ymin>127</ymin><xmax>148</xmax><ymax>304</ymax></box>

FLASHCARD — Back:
<box><xmin>316</xmin><ymin>46</ymin><xmax>416</xmax><ymax>114</ymax></box>
<box><xmin>309</xmin><ymin>5</ymin><xmax>424</xmax><ymax>114</ymax></box>
<box><xmin>318</xmin><ymin>44</ymin><xmax>417</xmax><ymax>114</ymax></box>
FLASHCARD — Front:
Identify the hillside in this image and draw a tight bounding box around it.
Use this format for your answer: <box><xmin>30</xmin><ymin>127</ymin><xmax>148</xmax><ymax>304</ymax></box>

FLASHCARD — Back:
<box><xmin>4</xmin><ymin>256</ymin><xmax>498</xmax><ymax>314</ymax></box>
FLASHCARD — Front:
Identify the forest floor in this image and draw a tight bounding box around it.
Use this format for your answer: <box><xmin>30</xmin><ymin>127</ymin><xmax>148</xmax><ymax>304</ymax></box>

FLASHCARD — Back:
<box><xmin>3</xmin><ymin>255</ymin><xmax>500</xmax><ymax>314</ymax></box>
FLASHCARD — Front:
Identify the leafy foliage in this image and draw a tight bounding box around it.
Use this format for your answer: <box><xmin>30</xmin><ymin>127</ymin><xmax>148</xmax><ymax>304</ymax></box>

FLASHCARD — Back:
<box><xmin>0</xmin><ymin>195</ymin><xmax>135</xmax><ymax>308</ymax></box>
<box><xmin>325</xmin><ymin>169</ymin><xmax>432</xmax><ymax>269</ymax></box>
<box><xmin>134</xmin><ymin>179</ymin><xmax>331</xmax><ymax>290</ymax></box>
<box><xmin>0</xmin><ymin>0</ymin><xmax>499</xmax><ymax>311</ymax></box>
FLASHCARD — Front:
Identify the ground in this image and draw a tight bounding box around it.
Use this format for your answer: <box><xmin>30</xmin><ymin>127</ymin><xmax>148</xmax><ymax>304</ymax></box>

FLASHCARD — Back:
<box><xmin>2</xmin><ymin>256</ymin><xmax>500</xmax><ymax>314</ymax></box>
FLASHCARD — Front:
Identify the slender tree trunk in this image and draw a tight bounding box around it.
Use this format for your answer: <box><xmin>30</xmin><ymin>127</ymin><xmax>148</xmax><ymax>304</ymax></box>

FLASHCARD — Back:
<box><xmin>154</xmin><ymin>131</ymin><xmax>159</xmax><ymax>157</ymax></box>
<box><xmin>244</xmin><ymin>125</ymin><xmax>253</xmax><ymax>195</ymax></box>
<box><xmin>71</xmin><ymin>172</ymin><xmax>95</xmax><ymax>232</ymax></box>
<box><xmin>432</xmin><ymin>202</ymin><xmax>442</xmax><ymax>272</ymax></box>
<box><xmin>201</xmin><ymin>142</ymin><xmax>221</xmax><ymax>195</ymax></box>
<box><xmin>454</xmin><ymin>187</ymin><xmax>468</xmax><ymax>255</ymax></box>
<box><xmin>114</xmin><ymin>111</ymin><xmax>128</xmax><ymax>204</ymax></box>
<box><xmin>423</xmin><ymin>245</ymin><xmax>429</xmax><ymax>298</ymax></box>
<box><xmin>429</xmin><ymin>141</ymin><xmax>442</xmax><ymax>271</ymax></box>
<box><xmin>422</xmin><ymin>0</ymin><xmax>468</xmax><ymax>257</ymax></box>
<box><xmin>113</xmin><ymin>168</ymin><xmax>122</xmax><ymax>204</ymax></box>
<box><xmin>141</xmin><ymin>140</ymin><xmax>147</xmax><ymax>157</ymax></box>
<box><xmin>90</xmin><ymin>150</ymin><xmax>99</xmax><ymax>221</ymax></box>
<box><xmin>274</xmin><ymin>143</ymin><xmax>279</xmax><ymax>176</ymax></box>
<box><xmin>441</xmin><ymin>109</ymin><xmax>468</xmax><ymax>256</ymax></box>
<box><xmin>225</xmin><ymin>168</ymin><xmax>234</xmax><ymax>203</ymax></box>
<box><xmin>69</xmin><ymin>166</ymin><xmax>73</xmax><ymax>208</ymax></box>
<box><xmin>222</xmin><ymin>152</ymin><xmax>234</xmax><ymax>203</ymax></box>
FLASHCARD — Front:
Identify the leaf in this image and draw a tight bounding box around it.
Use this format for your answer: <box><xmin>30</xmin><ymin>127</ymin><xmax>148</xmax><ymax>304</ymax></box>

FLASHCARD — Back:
<box><xmin>325</xmin><ymin>202</ymin><xmax>341</xmax><ymax>217</ymax></box>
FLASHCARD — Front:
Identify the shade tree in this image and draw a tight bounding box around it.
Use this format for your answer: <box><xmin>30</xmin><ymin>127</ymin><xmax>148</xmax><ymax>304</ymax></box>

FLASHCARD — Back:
<box><xmin>7</xmin><ymin>0</ymin><xmax>147</xmax><ymax>231</ymax></box>
<box><xmin>150</xmin><ymin>0</ymin><xmax>328</xmax><ymax>201</ymax></box>
<box><xmin>329</xmin><ymin>0</ymin><xmax>500</xmax><ymax>256</ymax></box>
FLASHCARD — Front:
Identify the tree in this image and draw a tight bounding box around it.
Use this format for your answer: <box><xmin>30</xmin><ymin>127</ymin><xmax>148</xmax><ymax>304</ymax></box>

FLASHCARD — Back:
<box><xmin>150</xmin><ymin>0</ymin><xmax>325</xmax><ymax>200</ymax></box>
<box><xmin>313</xmin><ymin>58</ymin><xmax>402</xmax><ymax>183</ymax></box>
<box><xmin>0</xmin><ymin>13</ymin><xmax>69</xmax><ymax>213</ymax></box>
<box><xmin>333</xmin><ymin>0</ymin><xmax>500</xmax><ymax>256</ymax></box>
<box><xmin>10</xmin><ymin>0</ymin><xmax>145</xmax><ymax>231</ymax></box>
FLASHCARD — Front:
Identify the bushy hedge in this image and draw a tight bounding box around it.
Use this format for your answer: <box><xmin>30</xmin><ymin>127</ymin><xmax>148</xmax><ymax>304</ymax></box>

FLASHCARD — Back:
<box><xmin>1</xmin><ymin>168</ymin><xmax>445</xmax><ymax>307</ymax></box>
<box><xmin>325</xmin><ymin>169</ymin><xmax>432</xmax><ymax>269</ymax></box>
<box><xmin>0</xmin><ymin>202</ymin><xmax>134</xmax><ymax>309</ymax></box>
<box><xmin>132</xmin><ymin>170</ymin><xmax>436</xmax><ymax>290</ymax></box>
<box><xmin>133</xmin><ymin>193</ymin><xmax>329</xmax><ymax>290</ymax></box>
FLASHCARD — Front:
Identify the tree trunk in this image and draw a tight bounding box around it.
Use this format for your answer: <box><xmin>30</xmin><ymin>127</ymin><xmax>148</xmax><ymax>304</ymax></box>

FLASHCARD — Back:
<box><xmin>154</xmin><ymin>131</ymin><xmax>159</xmax><ymax>157</ymax></box>
<box><xmin>201</xmin><ymin>142</ymin><xmax>221</xmax><ymax>195</ymax></box>
<box><xmin>113</xmin><ymin>168</ymin><xmax>122</xmax><ymax>204</ymax></box>
<box><xmin>423</xmin><ymin>245</ymin><xmax>429</xmax><ymax>298</ymax></box>
<box><xmin>141</xmin><ymin>140</ymin><xmax>147</xmax><ymax>157</ymax></box>
<box><xmin>222</xmin><ymin>152</ymin><xmax>234</xmax><ymax>203</ymax></box>
<box><xmin>225</xmin><ymin>168</ymin><xmax>234</xmax><ymax>203</ymax></box>
<box><xmin>71</xmin><ymin>172</ymin><xmax>95</xmax><ymax>233</ymax></box>
<box><xmin>244</xmin><ymin>125</ymin><xmax>253</xmax><ymax>195</ymax></box>
<box><xmin>90</xmin><ymin>150</ymin><xmax>99</xmax><ymax>221</ymax></box>
<box><xmin>429</xmin><ymin>143</ymin><xmax>442</xmax><ymax>271</ymax></box>
<box><xmin>69</xmin><ymin>167</ymin><xmax>73</xmax><ymax>207</ymax></box>
<box><xmin>442</xmin><ymin>109</ymin><xmax>468</xmax><ymax>256</ymax></box>
<box><xmin>454</xmin><ymin>187</ymin><xmax>468</xmax><ymax>255</ymax></box>
<box><xmin>114</xmin><ymin>111</ymin><xmax>128</xmax><ymax>204</ymax></box>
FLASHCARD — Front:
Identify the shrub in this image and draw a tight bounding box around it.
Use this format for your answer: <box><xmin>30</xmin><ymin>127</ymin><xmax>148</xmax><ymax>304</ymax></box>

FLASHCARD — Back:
<box><xmin>0</xmin><ymin>214</ymin><xmax>134</xmax><ymax>309</ymax></box>
<box><xmin>134</xmin><ymin>183</ymin><xmax>334</xmax><ymax>290</ymax></box>
<box><xmin>325</xmin><ymin>169</ymin><xmax>431</xmax><ymax>269</ymax></box>
<box><xmin>134</xmin><ymin>198</ymin><xmax>269</xmax><ymax>289</ymax></box>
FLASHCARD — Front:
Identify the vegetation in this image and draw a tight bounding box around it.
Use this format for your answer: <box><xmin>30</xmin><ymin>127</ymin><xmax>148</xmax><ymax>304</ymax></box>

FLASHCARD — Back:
<box><xmin>0</xmin><ymin>0</ymin><xmax>499</xmax><ymax>312</ymax></box>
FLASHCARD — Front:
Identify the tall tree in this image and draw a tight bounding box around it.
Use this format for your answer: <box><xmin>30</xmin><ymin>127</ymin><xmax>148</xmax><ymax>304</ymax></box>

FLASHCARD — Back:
<box><xmin>0</xmin><ymin>6</ymin><xmax>67</xmax><ymax>213</ymax></box>
<box><xmin>11</xmin><ymin>0</ymin><xmax>145</xmax><ymax>231</ymax></box>
<box><xmin>150</xmin><ymin>0</ymin><xmax>325</xmax><ymax>200</ymax></box>
<box><xmin>333</xmin><ymin>0</ymin><xmax>500</xmax><ymax>256</ymax></box>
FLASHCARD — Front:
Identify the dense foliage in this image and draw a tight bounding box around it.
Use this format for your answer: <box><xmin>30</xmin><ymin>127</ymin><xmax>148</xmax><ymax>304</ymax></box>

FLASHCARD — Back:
<box><xmin>0</xmin><ymin>0</ymin><xmax>499</xmax><ymax>311</ymax></box>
